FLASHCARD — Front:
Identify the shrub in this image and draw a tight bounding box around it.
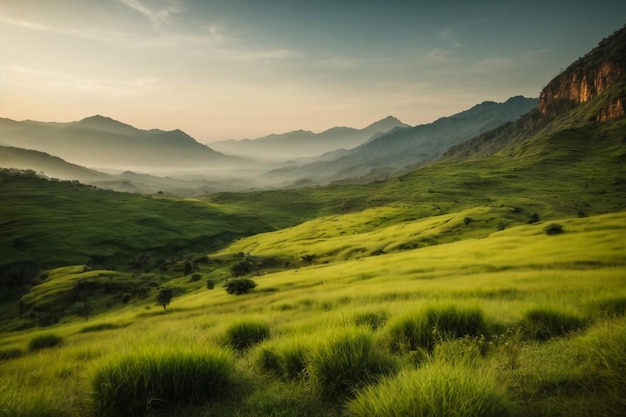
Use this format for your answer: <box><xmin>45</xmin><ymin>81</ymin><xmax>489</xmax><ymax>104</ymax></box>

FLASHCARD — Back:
<box><xmin>543</xmin><ymin>223</ymin><xmax>564</xmax><ymax>235</ymax></box>
<box><xmin>354</xmin><ymin>311</ymin><xmax>389</xmax><ymax>331</ymax></box>
<box><xmin>527</xmin><ymin>212</ymin><xmax>540</xmax><ymax>224</ymax></box>
<box><xmin>224</xmin><ymin>278</ymin><xmax>257</xmax><ymax>295</ymax></box>
<box><xmin>28</xmin><ymin>333</ymin><xmax>62</xmax><ymax>351</ymax></box>
<box><xmin>225</xmin><ymin>319</ymin><xmax>270</xmax><ymax>351</ymax></box>
<box><xmin>387</xmin><ymin>305</ymin><xmax>487</xmax><ymax>352</ymax></box>
<box><xmin>91</xmin><ymin>347</ymin><xmax>235</xmax><ymax>417</ymax></box>
<box><xmin>308</xmin><ymin>328</ymin><xmax>397</xmax><ymax>401</ymax></box>
<box><xmin>348</xmin><ymin>363</ymin><xmax>515</xmax><ymax>417</ymax></box>
<box><xmin>521</xmin><ymin>307</ymin><xmax>585</xmax><ymax>340</ymax></box>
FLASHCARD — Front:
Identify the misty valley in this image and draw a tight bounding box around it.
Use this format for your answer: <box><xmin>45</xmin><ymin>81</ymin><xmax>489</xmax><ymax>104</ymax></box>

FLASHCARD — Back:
<box><xmin>0</xmin><ymin>26</ymin><xmax>625</xmax><ymax>417</ymax></box>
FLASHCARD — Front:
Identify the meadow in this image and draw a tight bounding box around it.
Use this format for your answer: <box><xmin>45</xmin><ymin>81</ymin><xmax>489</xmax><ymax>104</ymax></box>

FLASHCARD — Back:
<box><xmin>0</xmin><ymin>207</ymin><xmax>624</xmax><ymax>416</ymax></box>
<box><xmin>1</xmin><ymin>113</ymin><xmax>625</xmax><ymax>416</ymax></box>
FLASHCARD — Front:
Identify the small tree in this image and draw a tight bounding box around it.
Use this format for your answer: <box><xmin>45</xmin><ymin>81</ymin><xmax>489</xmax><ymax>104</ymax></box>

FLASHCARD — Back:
<box><xmin>206</xmin><ymin>279</ymin><xmax>215</xmax><ymax>290</ymax></box>
<box><xmin>224</xmin><ymin>278</ymin><xmax>256</xmax><ymax>295</ymax></box>
<box><xmin>75</xmin><ymin>300</ymin><xmax>92</xmax><ymax>322</ymax></box>
<box><xmin>156</xmin><ymin>288</ymin><xmax>173</xmax><ymax>311</ymax></box>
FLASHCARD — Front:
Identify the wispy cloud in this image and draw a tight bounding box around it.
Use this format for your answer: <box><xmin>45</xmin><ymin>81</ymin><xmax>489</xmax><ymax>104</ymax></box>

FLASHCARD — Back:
<box><xmin>439</xmin><ymin>28</ymin><xmax>462</xmax><ymax>48</ymax></box>
<box><xmin>8</xmin><ymin>65</ymin><xmax>159</xmax><ymax>97</ymax></box>
<box><xmin>119</xmin><ymin>0</ymin><xmax>182</xmax><ymax>26</ymax></box>
<box><xmin>469</xmin><ymin>49</ymin><xmax>550</xmax><ymax>73</ymax></box>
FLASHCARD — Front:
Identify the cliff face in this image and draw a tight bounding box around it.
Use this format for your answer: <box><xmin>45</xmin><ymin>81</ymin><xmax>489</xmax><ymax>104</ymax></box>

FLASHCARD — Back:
<box><xmin>538</xmin><ymin>26</ymin><xmax>626</xmax><ymax>122</ymax></box>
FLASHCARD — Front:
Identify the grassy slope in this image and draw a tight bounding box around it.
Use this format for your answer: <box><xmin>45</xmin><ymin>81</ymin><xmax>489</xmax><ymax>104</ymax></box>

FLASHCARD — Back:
<box><xmin>0</xmin><ymin>107</ymin><xmax>625</xmax><ymax>415</ymax></box>
<box><xmin>0</xmin><ymin>210</ymin><xmax>624</xmax><ymax>416</ymax></box>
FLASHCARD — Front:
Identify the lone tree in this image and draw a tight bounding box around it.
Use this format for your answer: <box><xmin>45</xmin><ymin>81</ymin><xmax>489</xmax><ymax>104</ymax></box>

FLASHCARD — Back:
<box><xmin>224</xmin><ymin>278</ymin><xmax>257</xmax><ymax>295</ymax></box>
<box><xmin>156</xmin><ymin>288</ymin><xmax>173</xmax><ymax>311</ymax></box>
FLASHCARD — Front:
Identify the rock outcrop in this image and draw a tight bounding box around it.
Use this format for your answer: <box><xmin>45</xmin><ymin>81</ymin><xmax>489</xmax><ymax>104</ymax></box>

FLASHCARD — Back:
<box><xmin>538</xmin><ymin>26</ymin><xmax>626</xmax><ymax>122</ymax></box>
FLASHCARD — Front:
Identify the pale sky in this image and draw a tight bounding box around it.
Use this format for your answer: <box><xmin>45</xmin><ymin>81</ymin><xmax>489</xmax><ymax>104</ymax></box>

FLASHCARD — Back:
<box><xmin>1</xmin><ymin>1</ymin><xmax>625</xmax><ymax>141</ymax></box>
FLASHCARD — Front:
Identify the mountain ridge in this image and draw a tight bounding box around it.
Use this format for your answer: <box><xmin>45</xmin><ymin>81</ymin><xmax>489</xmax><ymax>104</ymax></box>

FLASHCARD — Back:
<box><xmin>210</xmin><ymin>115</ymin><xmax>409</xmax><ymax>161</ymax></box>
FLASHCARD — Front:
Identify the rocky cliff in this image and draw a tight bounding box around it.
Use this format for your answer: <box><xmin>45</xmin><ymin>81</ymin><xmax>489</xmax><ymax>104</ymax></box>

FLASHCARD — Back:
<box><xmin>538</xmin><ymin>26</ymin><xmax>626</xmax><ymax>122</ymax></box>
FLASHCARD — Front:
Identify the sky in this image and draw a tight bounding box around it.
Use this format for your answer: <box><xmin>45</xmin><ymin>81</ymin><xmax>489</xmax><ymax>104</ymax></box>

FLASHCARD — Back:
<box><xmin>1</xmin><ymin>1</ymin><xmax>625</xmax><ymax>142</ymax></box>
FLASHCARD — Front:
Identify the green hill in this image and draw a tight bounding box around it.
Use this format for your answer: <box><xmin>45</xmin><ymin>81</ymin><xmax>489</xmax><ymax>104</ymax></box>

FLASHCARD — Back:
<box><xmin>0</xmin><ymin>25</ymin><xmax>625</xmax><ymax>417</ymax></box>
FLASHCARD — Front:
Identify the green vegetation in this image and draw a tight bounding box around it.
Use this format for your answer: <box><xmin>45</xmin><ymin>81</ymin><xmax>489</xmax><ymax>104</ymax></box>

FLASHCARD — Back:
<box><xmin>225</xmin><ymin>319</ymin><xmax>271</xmax><ymax>351</ymax></box>
<box><xmin>28</xmin><ymin>332</ymin><xmax>62</xmax><ymax>351</ymax></box>
<box><xmin>308</xmin><ymin>328</ymin><xmax>397</xmax><ymax>402</ymax></box>
<box><xmin>1</xmin><ymin>78</ymin><xmax>626</xmax><ymax>415</ymax></box>
<box><xmin>91</xmin><ymin>347</ymin><xmax>236</xmax><ymax>417</ymax></box>
<box><xmin>224</xmin><ymin>277</ymin><xmax>257</xmax><ymax>295</ymax></box>
<box><xmin>348</xmin><ymin>362</ymin><xmax>515</xmax><ymax>417</ymax></box>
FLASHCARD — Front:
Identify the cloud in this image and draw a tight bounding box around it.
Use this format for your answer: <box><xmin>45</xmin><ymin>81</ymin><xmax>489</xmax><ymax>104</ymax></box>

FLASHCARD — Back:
<box><xmin>439</xmin><ymin>28</ymin><xmax>462</xmax><ymax>48</ymax></box>
<box><xmin>8</xmin><ymin>65</ymin><xmax>159</xmax><ymax>97</ymax></box>
<box><xmin>119</xmin><ymin>0</ymin><xmax>182</xmax><ymax>26</ymax></box>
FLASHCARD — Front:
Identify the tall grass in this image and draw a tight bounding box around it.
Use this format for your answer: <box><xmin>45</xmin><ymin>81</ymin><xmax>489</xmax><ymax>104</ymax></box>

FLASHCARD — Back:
<box><xmin>225</xmin><ymin>319</ymin><xmax>271</xmax><ymax>351</ymax></box>
<box><xmin>386</xmin><ymin>304</ymin><xmax>487</xmax><ymax>352</ymax></box>
<box><xmin>255</xmin><ymin>337</ymin><xmax>311</xmax><ymax>380</ymax></box>
<box><xmin>307</xmin><ymin>328</ymin><xmax>397</xmax><ymax>401</ymax></box>
<box><xmin>348</xmin><ymin>362</ymin><xmax>515</xmax><ymax>417</ymax></box>
<box><xmin>28</xmin><ymin>333</ymin><xmax>62</xmax><ymax>352</ymax></box>
<box><xmin>520</xmin><ymin>307</ymin><xmax>585</xmax><ymax>340</ymax></box>
<box><xmin>90</xmin><ymin>347</ymin><xmax>236</xmax><ymax>417</ymax></box>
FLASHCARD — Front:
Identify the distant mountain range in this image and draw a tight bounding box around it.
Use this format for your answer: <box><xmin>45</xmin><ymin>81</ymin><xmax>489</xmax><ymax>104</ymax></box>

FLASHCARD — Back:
<box><xmin>210</xmin><ymin>116</ymin><xmax>410</xmax><ymax>161</ymax></box>
<box><xmin>0</xmin><ymin>115</ymin><xmax>243</xmax><ymax>172</ymax></box>
<box><xmin>263</xmin><ymin>96</ymin><xmax>538</xmax><ymax>186</ymax></box>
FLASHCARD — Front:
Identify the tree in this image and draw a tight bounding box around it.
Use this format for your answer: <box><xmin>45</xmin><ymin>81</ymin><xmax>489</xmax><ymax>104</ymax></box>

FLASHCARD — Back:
<box><xmin>224</xmin><ymin>278</ymin><xmax>257</xmax><ymax>295</ymax></box>
<box><xmin>156</xmin><ymin>288</ymin><xmax>173</xmax><ymax>311</ymax></box>
<box><xmin>75</xmin><ymin>301</ymin><xmax>92</xmax><ymax>322</ymax></box>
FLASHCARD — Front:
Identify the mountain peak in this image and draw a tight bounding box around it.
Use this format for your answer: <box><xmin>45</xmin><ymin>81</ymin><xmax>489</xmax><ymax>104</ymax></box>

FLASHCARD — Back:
<box><xmin>364</xmin><ymin>115</ymin><xmax>409</xmax><ymax>132</ymax></box>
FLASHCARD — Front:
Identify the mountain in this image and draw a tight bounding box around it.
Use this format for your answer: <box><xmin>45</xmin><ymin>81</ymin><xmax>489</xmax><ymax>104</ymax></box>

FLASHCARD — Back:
<box><xmin>442</xmin><ymin>25</ymin><xmax>626</xmax><ymax>160</ymax></box>
<box><xmin>0</xmin><ymin>145</ymin><xmax>112</xmax><ymax>183</ymax></box>
<box><xmin>210</xmin><ymin>116</ymin><xmax>409</xmax><ymax>161</ymax></box>
<box><xmin>263</xmin><ymin>96</ymin><xmax>538</xmax><ymax>186</ymax></box>
<box><xmin>0</xmin><ymin>115</ymin><xmax>244</xmax><ymax>172</ymax></box>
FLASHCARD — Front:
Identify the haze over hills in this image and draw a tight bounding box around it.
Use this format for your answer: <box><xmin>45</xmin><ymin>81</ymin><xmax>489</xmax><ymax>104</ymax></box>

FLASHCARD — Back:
<box><xmin>263</xmin><ymin>96</ymin><xmax>538</xmax><ymax>186</ymax></box>
<box><xmin>210</xmin><ymin>116</ymin><xmax>410</xmax><ymax>161</ymax></box>
<box><xmin>0</xmin><ymin>115</ymin><xmax>245</xmax><ymax>174</ymax></box>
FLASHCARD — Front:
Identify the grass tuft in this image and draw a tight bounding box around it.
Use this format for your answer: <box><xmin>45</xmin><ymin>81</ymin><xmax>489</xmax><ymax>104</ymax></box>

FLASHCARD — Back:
<box><xmin>521</xmin><ymin>307</ymin><xmax>585</xmax><ymax>340</ymax></box>
<box><xmin>28</xmin><ymin>333</ymin><xmax>62</xmax><ymax>352</ymax></box>
<box><xmin>348</xmin><ymin>362</ymin><xmax>515</xmax><ymax>417</ymax></box>
<box><xmin>79</xmin><ymin>323</ymin><xmax>127</xmax><ymax>333</ymax></box>
<box><xmin>254</xmin><ymin>337</ymin><xmax>311</xmax><ymax>380</ymax></box>
<box><xmin>308</xmin><ymin>328</ymin><xmax>397</xmax><ymax>401</ymax></box>
<box><xmin>225</xmin><ymin>319</ymin><xmax>271</xmax><ymax>351</ymax></box>
<box><xmin>354</xmin><ymin>310</ymin><xmax>389</xmax><ymax>330</ymax></box>
<box><xmin>387</xmin><ymin>304</ymin><xmax>487</xmax><ymax>352</ymax></box>
<box><xmin>91</xmin><ymin>347</ymin><xmax>236</xmax><ymax>417</ymax></box>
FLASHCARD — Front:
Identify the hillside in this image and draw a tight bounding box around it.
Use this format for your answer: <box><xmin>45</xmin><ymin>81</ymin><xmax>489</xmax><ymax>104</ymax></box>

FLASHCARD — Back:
<box><xmin>263</xmin><ymin>96</ymin><xmax>538</xmax><ymax>186</ymax></box>
<box><xmin>0</xmin><ymin>26</ymin><xmax>626</xmax><ymax>417</ymax></box>
<box><xmin>210</xmin><ymin>116</ymin><xmax>409</xmax><ymax>161</ymax></box>
<box><xmin>0</xmin><ymin>115</ymin><xmax>244</xmax><ymax>173</ymax></box>
<box><xmin>443</xmin><ymin>25</ymin><xmax>626</xmax><ymax>160</ymax></box>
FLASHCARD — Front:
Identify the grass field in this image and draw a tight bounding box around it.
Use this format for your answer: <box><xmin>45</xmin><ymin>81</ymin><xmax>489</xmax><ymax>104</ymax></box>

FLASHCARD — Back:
<box><xmin>1</xmin><ymin>113</ymin><xmax>626</xmax><ymax>416</ymax></box>
<box><xmin>0</xmin><ymin>207</ymin><xmax>624</xmax><ymax>416</ymax></box>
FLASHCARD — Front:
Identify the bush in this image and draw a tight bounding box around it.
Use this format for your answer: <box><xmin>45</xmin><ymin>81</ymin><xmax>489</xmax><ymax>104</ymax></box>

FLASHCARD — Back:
<box><xmin>79</xmin><ymin>323</ymin><xmax>126</xmax><ymax>333</ymax></box>
<box><xmin>225</xmin><ymin>319</ymin><xmax>270</xmax><ymax>351</ymax></box>
<box><xmin>527</xmin><ymin>212</ymin><xmax>540</xmax><ymax>224</ymax></box>
<box><xmin>521</xmin><ymin>307</ymin><xmax>585</xmax><ymax>340</ymax></box>
<box><xmin>308</xmin><ymin>328</ymin><xmax>397</xmax><ymax>401</ymax></box>
<box><xmin>387</xmin><ymin>305</ymin><xmax>487</xmax><ymax>352</ymax></box>
<box><xmin>91</xmin><ymin>347</ymin><xmax>235</xmax><ymax>417</ymax></box>
<box><xmin>543</xmin><ymin>223</ymin><xmax>564</xmax><ymax>235</ymax></box>
<box><xmin>224</xmin><ymin>278</ymin><xmax>257</xmax><ymax>295</ymax></box>
<box><xmin>348</xmin><ymin>363</ymin><xmax>514</xmax><ymax>417</ymax></box>
<box><xmin>354</xmin><ymin>311</ymin><xmax>389</xmax><ymax>331</ymax></box>
<box><xmin>28</xmin><ymin>333</ymin><xmax>62</xmax><ymax>351</ymax></box>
